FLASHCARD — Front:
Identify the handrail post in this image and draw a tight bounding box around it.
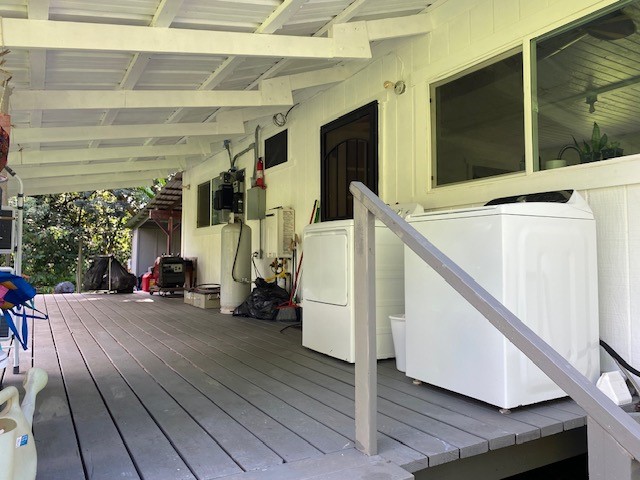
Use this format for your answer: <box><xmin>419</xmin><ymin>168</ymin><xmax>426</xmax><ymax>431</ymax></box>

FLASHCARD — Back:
<box><xmin>588</xmin><ymin>417</ymin><xmax>640</xmax><ymax>479</ymax></box>
<box><xmin>353</xmin><ymin>197</ymin><xmax>377</xmax><ymax>455</ymax></box>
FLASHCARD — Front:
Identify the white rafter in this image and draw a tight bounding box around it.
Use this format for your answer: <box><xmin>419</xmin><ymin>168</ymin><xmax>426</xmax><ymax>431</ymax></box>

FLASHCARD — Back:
<box><xmin>18</xmin><ymin>174</ymin><xmax>162</xmax><ymax>196</ymax></box>
<box><xmin>1</xmin><ymin>18</ymin><xmax>372</xmax><ymax>60</ymax></box>
<box><xmin>11</xmin><ymin>82</ymin><xmax>294</xmax><ymax>111</ymax></box>
<box><xmin>12</xmin><ymin>120</ymin><xmax>245</xmax><ymax>144</ymax></box>
<box><xmin>12</xmin><ymin>157</ymin><xmax>189</xmax><ymax>179</ymax></box>
<box><xmin>19</xmin><ymin>179</ymin><xmax>156</xmax><ymax>196</ymax></box>
<box><xmin>13</xmin><ymin>143</ymin><xmax>210</xmax><ymax>165</ymax></box>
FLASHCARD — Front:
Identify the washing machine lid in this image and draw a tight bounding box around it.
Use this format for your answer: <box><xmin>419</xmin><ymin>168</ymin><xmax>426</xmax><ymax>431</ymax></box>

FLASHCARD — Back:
<box><xmin>410</xmin><ymin>192</ymin><xmax>593</xmax><ymax>221</ymax></box>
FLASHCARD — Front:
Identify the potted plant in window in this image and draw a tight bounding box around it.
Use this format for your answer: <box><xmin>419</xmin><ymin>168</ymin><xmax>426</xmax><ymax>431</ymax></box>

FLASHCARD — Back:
<box><xmin>601</xmin><ymin>140</ymin><xmax>624</xmax><ymax>160</ymax></box>
<box><xmin>573</xmin><ymin>122</ymin><xmax>607</xmax><ymax>163</ymax></box>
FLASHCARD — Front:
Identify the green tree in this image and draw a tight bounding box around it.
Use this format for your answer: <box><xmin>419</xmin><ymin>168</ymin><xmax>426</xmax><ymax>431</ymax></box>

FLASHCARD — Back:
<box><xmin>17</xmin><ymin>185</ymin><xmax>160</xmax><ymax>290</ymax></box>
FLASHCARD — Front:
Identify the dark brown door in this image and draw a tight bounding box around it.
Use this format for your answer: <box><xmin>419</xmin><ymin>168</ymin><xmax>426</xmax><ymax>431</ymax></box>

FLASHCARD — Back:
<box><xmin>321</xmin><ymin>101</ymin><xmax>378</xmax><ymax>221</ymax></box>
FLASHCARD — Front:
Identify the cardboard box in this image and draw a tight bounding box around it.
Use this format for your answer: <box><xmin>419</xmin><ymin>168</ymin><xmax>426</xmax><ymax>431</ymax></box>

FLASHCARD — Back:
<box><xmin>193</xmin><ymin>292</ymin><xmax>220</xmax><ymax>309</ymax></box>
<box><xmin>184</xmin><ymin>290</ymin><xmax>194</xmax><ymax>305</ymax></box>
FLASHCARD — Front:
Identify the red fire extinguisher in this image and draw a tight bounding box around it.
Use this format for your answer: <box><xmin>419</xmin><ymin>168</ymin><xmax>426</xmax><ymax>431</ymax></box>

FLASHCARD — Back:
<box><xmin>256</xmin><ymin>157</ymin><xmax>265</xmax><ymax>189</ymax></box>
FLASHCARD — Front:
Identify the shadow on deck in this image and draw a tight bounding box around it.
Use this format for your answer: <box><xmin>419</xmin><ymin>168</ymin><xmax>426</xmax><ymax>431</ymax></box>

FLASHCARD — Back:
<box><xmin>1</xmin><ymin>293</ymin><xmax>588</xmax><ymax>479</ymax></box>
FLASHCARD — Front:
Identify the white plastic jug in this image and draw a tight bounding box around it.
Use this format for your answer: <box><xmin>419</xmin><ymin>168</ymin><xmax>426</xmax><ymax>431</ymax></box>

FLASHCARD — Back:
<box><xmin>0</xmin><ymin>368</ymin><xmax>48</xmax><ymax>480</ymax></box>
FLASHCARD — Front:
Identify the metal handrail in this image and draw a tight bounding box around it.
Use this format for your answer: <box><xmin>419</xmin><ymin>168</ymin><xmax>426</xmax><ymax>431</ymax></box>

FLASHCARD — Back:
<box><xmin>350</xmin><ymin>181</ymin><xmax>640</xmax><ymax>459</ymax></box>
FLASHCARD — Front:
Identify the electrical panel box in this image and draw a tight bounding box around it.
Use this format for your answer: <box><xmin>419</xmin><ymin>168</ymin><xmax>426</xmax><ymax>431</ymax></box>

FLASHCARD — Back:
<box><xmin>246</xmin><ymin>187</ymin><xmax>266</xmax><ymax>220</ymax></box>
<box><xmin>212</xmin><ymin>169</ymin><xmax>245</xmax><ymax>225</ymax></box>
<box><xmin>265</xmin><ymin>207</ymin><xmax>295</xmax><ymax>258</ymax></box>
<box><xmin>0</xmin><ymin>207</ymin><xmax>14</xmax><ymax>254</ymax></box>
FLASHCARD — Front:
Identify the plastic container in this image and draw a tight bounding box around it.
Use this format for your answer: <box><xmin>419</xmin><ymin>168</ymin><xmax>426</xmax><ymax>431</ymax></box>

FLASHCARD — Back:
<box><xmin>389</xmin><ymin>314</ymin><xmax>406</xmax><ymax>372</ymax></box>
<box><xmin>141</xmin><ymin>272</ymin><xmax>152</xmax><ymax>292</ymax></box>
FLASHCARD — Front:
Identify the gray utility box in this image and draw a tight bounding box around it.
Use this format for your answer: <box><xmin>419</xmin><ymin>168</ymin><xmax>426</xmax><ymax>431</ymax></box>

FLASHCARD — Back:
<box><xmin>246</xmin><ymin>187</ymin><xmax>266</xmax><ymax>220</ymax></box>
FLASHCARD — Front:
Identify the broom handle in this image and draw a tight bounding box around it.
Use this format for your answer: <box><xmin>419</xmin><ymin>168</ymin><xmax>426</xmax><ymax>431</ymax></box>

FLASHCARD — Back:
<box><xmin>289</xmin><ymin>200</ymin><xmax>318</xmax><ymax>302</ymax></box>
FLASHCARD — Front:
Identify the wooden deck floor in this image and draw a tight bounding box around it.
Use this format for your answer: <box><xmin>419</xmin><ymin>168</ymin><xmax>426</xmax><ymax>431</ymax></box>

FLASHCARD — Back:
<box><xmin>1</xmin><ymin>293</ymin><xmax>588</xmax><ymax>479</ymax></box>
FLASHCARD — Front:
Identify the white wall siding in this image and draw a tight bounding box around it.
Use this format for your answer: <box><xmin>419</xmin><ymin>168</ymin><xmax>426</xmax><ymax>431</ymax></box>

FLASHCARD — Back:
<box><xmin>182</xmin><ymin>0</ymin><xmax>640</xmax><ymax>372</ymax></box>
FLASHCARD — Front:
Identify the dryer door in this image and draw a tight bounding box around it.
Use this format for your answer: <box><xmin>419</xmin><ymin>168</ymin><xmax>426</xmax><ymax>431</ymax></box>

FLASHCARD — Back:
<box><xmin>303</xmin><ymin>229</ymin><xmax>350</xmax><ymax>306</ymax></box>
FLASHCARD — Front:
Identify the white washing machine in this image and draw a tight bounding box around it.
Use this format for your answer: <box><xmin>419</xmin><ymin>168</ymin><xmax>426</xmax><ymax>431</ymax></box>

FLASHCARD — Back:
<box><xmin>404</xmin><ymin>191</ymin><xmax>600</xmax><ymax>409</ymax></box>
<box><xmin>302</xmin><ymin>204</ymin><xmax>422</xmax><ymax>363</ymax></box>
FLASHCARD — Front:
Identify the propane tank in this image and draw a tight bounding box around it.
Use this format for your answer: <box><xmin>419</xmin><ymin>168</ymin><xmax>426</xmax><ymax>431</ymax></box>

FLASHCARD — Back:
<box><xmin>256</xmin><ymin>157</ymin><xmax>265</xmax><ymax>188</ymax></box>
<box><xmin>220</xmin><ymin>221</ymin><xmax>252</xmax><ymax>314</ymax></box>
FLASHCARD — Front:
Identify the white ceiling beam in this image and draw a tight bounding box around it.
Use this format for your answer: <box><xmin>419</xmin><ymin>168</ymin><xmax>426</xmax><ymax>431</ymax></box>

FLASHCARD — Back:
<box><xmin>1</xmin><ymin>18</ymin><xmax>371</xmax><ymax>60</ymax></box>
<box><xmin>364</xmin><ymin>15</ymin><xmax>429</xmax><ymax>41</ymax></box>
<box><xmin>12</xmin><ymin>119</ymin><xmax>245</xmax><ymax>144</ymax></box>
<box><xmin>11</xmin><ymin>82</ymin><xmax>294</xmax><ymax>111</ymax></box>
<box><xmin>19</xmin><ymin>179</ymin><xmax>156</xmax><ymax>196</ymax></box>
<box><xmin>12</xmin><ymin>143</ymin><xmax>209</xmax><ymax>165</ymax></box>
<box><xmin>12</xmin><ymin>157</ymin><xmax>188</xmax><ymax>179</ymax></box>
<box><xmin>287</xmin><ymin>66</ymin><xmax>350</xmax><ymax>90</ymax></box>
<box><xmin>20</xmin><ymin>173</ymin><xmax>163</xmax><ymax>195</ymax></box>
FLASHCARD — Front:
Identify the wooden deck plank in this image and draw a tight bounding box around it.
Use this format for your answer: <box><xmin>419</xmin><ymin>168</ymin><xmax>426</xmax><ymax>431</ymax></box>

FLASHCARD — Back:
<box><xmin>32</xmin><ymin>293</ymin><xmax>589</xmax><ymax>479</ymax></box>
<box><xmin>123</xmin><ymin>300</ymin><xmax>490</xmax><ymax>462</ymax></box>
<box><xmin>57</xmin><ymin>294</ymin><xmax>241</xmax><ymax>479</ymax></box>
<box><xmin>158</xmin><ymin>309</ymin><xmax>505</xmax><ymax>453</ymax></box>
<box><xmin>82</xmin><ymin>295</ymin><xmax>326</xmax><ymax>465</ymax></box>
<box><xmin>376</xmin><ymin>363</ymin><xmax>556</xmax><ymax>442</ymax></box>
<box><xmin>181</xmin><ymin>304</ymin><xmax>570</xmax><ymax>441</ymax></box>
<box><xmin>43</xmin><ymin>296</ymin><xmax>141</xmax><ymax>480</ymax></box>
<box><xmin>30</xmin><ymin>296</ymin><xmax>86</xmax><ymax>480</ymax></box>
<box><xmin>222</xmin><ymin>449</ymin><xmax>412</xmax><ymax>480</ymax></box>
<box><xmin>103</xmin><ymin>296</ymin><xmax>456</xmax><ymax>468</ymax></box>
<box><xmin>100</xmin><ymin>300</ymin><xmax>382</xmax><ymax>457</ymax></box>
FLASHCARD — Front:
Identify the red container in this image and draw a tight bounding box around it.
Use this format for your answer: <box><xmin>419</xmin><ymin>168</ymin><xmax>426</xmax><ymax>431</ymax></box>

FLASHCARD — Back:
<box><xmin>141</xmin><ymin>272</ymin><xmax>153</xmax><ymax>292</ymax></box>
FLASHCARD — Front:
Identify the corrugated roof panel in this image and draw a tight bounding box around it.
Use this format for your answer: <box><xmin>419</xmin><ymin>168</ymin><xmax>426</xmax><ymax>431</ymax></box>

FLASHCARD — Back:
<box><xmin>0</xmin><ymin>0</ymin><xmax>26</xmax><ymax>18</ymax></box>
<box><xmin>284</xmin><ymin>0</ymin><xmax>352</xmax><ymax>27</ymax></box>
<box><xmin>49</xmin><ymin>0</ymin><xmax>158</xmax><ymax>25</ymax></box>
<box><xmin>45</xmin><ymin>51</ymin><xmax>131</xmax><ymax>89</ymax></box>
<box><xmin>113</xmin><ymin>108</ymin><xmax>180</xmax><ymax>125</ymax></box>
<box><xmin>98</xmin><ymin>138</ymin><xmax>147</xmax><ymax>147</ymax></box>
<box><xmin>171</xmin><ymin>0</ymin><xmax>278</xmax><ymax>31</ymax></box>
<box><xmin>136</xmin><ymin>54</ymin><xmax>227</xmax><ymax>90</ymax></box>
<box><xmin>42</xmin><ymin>109</ymin><xmax>106</xmax><ymax>127</ymax></box>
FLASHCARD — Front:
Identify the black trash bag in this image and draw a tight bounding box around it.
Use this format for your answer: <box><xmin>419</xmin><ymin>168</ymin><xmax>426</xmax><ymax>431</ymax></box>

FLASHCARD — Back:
<box><xmin>233</xmin><ymin>278</ymin><xmax>290</xmax><ymax>321</ymax></box>
<box><xmin>83</xmin><ymin>256</ymin><xmax>137</xmax><ymax>293</ymax></box>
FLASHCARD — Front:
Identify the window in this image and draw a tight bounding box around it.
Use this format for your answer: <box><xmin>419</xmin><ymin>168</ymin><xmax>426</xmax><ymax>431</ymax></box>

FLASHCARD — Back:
<box><xmin>196</xmin><ymin>181</ymin><xmax>211</xmax><ymax>228</ymax></box>
<box><xmin>432</xmin><ymin>52</ymin><xmax>524</xmax><ymax>186</ymax></box>
<box><xmin>534</xmin><ymin>3</ymin><xmax>640</xmax><ymax>170</ymax></box>
<box><xmin>265</xmin><ymin>130</ymin><xmax>288</xmax><ymax>169</ymax></box>
<box><xmin>320</xmin><ymin>101</ymin><xmax>378</xmax><ymax>221</ymax></box>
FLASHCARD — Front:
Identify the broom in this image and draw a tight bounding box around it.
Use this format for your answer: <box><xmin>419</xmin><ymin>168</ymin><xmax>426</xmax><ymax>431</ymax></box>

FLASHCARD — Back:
<box><xmin>276</xmin><ymin>200</ymin><xmax>317</xmax><ymax>322</ymax></box>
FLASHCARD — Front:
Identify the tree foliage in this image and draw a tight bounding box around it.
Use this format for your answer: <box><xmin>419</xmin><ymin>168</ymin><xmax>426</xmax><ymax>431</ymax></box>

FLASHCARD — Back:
<box><xmin>17</xmin><ymin>186</ymin><xmax>159</xmax><ymax>289</ymax></box>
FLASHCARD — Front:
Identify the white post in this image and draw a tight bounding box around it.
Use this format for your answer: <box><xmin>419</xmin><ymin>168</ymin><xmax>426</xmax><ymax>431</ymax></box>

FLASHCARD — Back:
<box><xmin>353</xmin><ymin>198</ymin><xmax>377</xmax><ymax>455</ymax></box>
<box><xmin>4</xmin><ymin>167</ymin><xmax>23</xmax><ymax>373</ymax></box>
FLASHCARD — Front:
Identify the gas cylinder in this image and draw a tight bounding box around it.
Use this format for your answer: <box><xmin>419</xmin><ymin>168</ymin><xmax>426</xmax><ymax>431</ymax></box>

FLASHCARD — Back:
<box><xmin>220</xmin><ymin>221</ymin><xmax>252</xmax><ymax>314</ymax></box>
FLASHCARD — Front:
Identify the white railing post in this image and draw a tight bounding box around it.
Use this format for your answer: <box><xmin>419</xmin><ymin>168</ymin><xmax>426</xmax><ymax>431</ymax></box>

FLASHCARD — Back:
<box><xmin>353</xmin><ymin>197</ymin><xmax>377</xmax><ymax>455</ymax></box>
